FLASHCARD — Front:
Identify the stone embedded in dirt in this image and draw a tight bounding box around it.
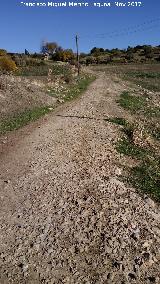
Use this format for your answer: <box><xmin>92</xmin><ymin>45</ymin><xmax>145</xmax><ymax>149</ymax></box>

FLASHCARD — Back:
<box><xmin>148</xmin><ymin>276</ymin><xmax>156</xmax><ymax>283</ymax></box>
<box><xmin>112</xmin><ymin>260</ymin><xmax>121</xmax><ymax>269</ymax></box>
<box><xmin>18</xmin><ymin>263</ymin><xmax>23</xmax><ymax>269</ymax></box>
<box><xmin>130</xmin><ymin>227</ymin><xmax>140</xmax><ymax>241</ymax></box>
<box><xmin>58</xmin><ymin>98</ymin><xmax>64</xmax><ymax>103</ymax></box>
<box><xmin>142</xmin><ymin>241</ymin><xmax>151</xmax><ymax>249</ymax></box>
<box><xmin>134</xmin><ymin>257</ymin><xmax>143</xmax><ymax>266</ymax></box>
<box><xmin>128</xmin><ymin>272</ymin><xmax>137</xmax><ymax>280</ymax></box>
<box><xmin>115</xmin><ymin>167</ymin><xmax>122</xmax><ymax>176</ymax></box>
<box><xmin>143</xmin><ymin>252</ymin><xmax>150</xmax><ymax>261</ymax></box>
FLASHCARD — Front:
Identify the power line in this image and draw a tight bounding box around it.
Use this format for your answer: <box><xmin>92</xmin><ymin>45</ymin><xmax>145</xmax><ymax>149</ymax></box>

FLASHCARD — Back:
<box><xmin>99</xmin><ymin>24</ymin><xmax>159</xmax><ymax>39</ymax></box>
<box><xmin>78</xmin><ymin>25</ymin><xmax>160</xmax><ymax>49</ymax></box>
<box><xmin>79</xmin><ymin>17</ymin><xmax>160</xmax><ymax>40</ymax></box>
<box><xmin>75</xmin><ymin>25</ymin><xmax>160</xmax><ymax>51</ymax></box>
<box><xmin>72</xmin><ymin>17</ymin><xmax>160</xmax><ymax>53</ymax></box>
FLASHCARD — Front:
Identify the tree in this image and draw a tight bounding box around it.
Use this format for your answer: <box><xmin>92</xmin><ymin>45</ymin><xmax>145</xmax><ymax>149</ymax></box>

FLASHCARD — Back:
<box><xmin>53</xmin><ymin>49</ymin><xmax>75</xmax><ymax>62</ymax></box>
<box><xmin>143</xmin><ymin>45</ymin><xmax>153</xmax><ymax>58</ymax></box>
<box><xmin>98</xmin><ymin>55</ymin><xmax>111</xmax><ymax>64</ymax></box>
<box><xmin>156</xmin><ymin>55</ymin><xmax>160</xmax><ymax>62</ymax></box>
<box><xmin>86</xmin><ymin>56</ymin><xmax>97</xmax><ymax>65</ymax></box>
<box><xmin>56</xmin><ymin>46</ymin><xmax>63</xmax><ymax>52</ymax></box>
<box><xmin>41</xmin><ymin>41</ymin><xmax>58</xmax><ymax>55</ymax></box>
<box><xmin>90</xmin><ymin>47</ymin><xmax>106</xmax><ymax>56</ymax></box>
<box><xmin>80</xmin><ymin>52</ymin><xmax>87</xmax><ymax>58</ymax></box>
<box><xmin>126</xmin><ymin>52</ymin><xmax>134</xmax><ymax>61</ymax></box>
<box><xmin>110</xmin><ymin>48</ymin><xmax>121</xmax><ymax>56</ymax></box>
<box><xmin>127</xmin><ymin>46</ymin><xmax>134</xmax><ymax>53</ymax></box>
<box><xmin>90</xmin><ymin>47</ymin><xmax>98</xmax><ymax>54</ymax></box>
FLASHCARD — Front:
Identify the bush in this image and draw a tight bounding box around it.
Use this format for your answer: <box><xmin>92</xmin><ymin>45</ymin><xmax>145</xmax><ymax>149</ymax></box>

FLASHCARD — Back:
<box><xmin>0</xmin><ymin>49</ymin><xmax>7</xmax><ymax>56</ymax></box>
<box><xmin>86</xmin><ymin>56</ymin><xmax>97</xmax><ymax>65</ymax></box>
<box><xmin>63</xmin><ymin>72</ymin><xmax>73</xmax><ymax>83</ymax></box>
<box><xmin>12</xmin><ymin>55</ymin><xmax>27</xmax><ymax>67</ymax></box>
<box><xmin>98</xmin><ymin>55</ymin><xmax>111</xmax><ymax>64</ymax></box>
<box><xmin>32</xmin><ymin>53</ymin><xmax>44</xmax><ymax>59</ymax></box>
<box><xmin>26</xmin><ymin>58</ymin><xmax>45</xmax><ymax>67</ymax></box>
<box><xmin>79</xmin><ymin>57</ymin><xmax>86</xmax><ymax>65</ymax></box>
<box><xmin>12</xmin><ymin>55</ymin><xmax>45</xmax><ymax>68</ymax></box>
<box><xmin>53</xmin><ymin>49</ymin><xmax>75</xmax><ymax>63</ymax></box>
<box><xmin>0</xmin><ymin>56</ymin><xmax>18</xmax><ymax>73</ymax></box>
<box><xmin>16</xmin><ymin>63</ymin><xmax>72</xmax><ymax>77</ymax></box>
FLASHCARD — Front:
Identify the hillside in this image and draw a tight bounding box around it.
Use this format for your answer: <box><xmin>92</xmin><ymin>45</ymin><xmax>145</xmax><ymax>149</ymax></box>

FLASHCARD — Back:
<box><xmin>0</xmin><ymin>56</ymin><xmax>94</xmax><ymax>134</ymax></box>
<box><xmin>0</xmin><ymin>75</ymin><xmax>56</xmax><ymax>121</ymax></box>
<box><xmin>80</xmin><ymin>45</ymin><xmax>160</xmax><ymax>65</ymax></box>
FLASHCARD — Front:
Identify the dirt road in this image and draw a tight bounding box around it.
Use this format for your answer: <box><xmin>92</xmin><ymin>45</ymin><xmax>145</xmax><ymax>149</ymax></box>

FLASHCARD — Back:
<box><xmin>0</xmin><ymin>72</ymin><xmax>159</xmax><ymax>284</ymax></box>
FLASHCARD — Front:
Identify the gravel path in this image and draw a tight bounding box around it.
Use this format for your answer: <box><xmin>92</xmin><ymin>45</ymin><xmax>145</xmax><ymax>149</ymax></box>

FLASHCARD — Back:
<box><xmin>0</xmin><ymin>73</ymin><xmax>159</xmax><ymax>284</ymax></box>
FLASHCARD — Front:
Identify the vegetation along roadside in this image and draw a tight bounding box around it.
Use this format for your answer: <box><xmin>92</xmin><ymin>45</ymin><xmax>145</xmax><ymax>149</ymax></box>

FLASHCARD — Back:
<box><xmin>106</xmin><ymin>80</ymin><xmax>160</xmax><ymax>201</ymax></box>
<box><xmin>0</xmin><ymin>72</ymin><xmax>95</xmax><ymax>135</ymax></box>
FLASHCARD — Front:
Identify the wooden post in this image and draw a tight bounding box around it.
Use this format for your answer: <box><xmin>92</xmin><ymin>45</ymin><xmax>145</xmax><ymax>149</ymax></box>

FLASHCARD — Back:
<box><xmin>75</xmin><ymin>35</ymin><xmax>80</xmax><ymax>76</ymax></box>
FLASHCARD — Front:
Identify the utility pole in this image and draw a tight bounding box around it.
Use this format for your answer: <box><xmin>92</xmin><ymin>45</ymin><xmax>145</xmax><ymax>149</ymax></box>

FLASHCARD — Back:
<box><xmin>75</xmin><ymin>35</ymin><xmax>80</xmax><ymax>76</ymax></box>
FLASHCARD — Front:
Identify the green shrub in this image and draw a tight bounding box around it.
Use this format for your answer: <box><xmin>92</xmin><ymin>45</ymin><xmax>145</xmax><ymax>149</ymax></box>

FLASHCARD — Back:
<box><xmin>105</xmin><ymin>117</ymin><xmax>127</xmax><ymax>126</ymax></box>
<box><xmin>117</xmin><ymin>137</ymin><xmax>148</xmax><ymax>159</ymax></box>
<box><xmin>131</xmin><ymin>159</ymin><xmax>160</xmax><ymax>200</ymax></box>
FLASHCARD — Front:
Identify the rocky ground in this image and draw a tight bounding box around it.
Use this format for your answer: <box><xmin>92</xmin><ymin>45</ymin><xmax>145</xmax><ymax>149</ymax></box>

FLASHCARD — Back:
<box><xmin>0</xmin><ymin>72</ymin><xmax>159</xmax><ymax>283</ymax></box>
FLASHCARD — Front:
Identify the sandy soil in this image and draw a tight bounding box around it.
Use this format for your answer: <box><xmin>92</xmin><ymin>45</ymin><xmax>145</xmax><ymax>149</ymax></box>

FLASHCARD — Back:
<box><xmin>0</xmin><ymin>72</ymin><xmax>159</xmax><ymax>284</ymax></box>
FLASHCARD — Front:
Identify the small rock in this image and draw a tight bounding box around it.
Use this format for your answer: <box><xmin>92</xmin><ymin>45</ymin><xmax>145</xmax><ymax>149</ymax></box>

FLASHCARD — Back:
<box><xmin>48</xmin><ymin>248</ymin><xmax>53</xmax><ymax>254</ymax></box>
<box><xmin>148</xmin><ymin>276</ymin><xmax>156</xmax><ymax>283</ymax></box>
<box><xmin>112</xmin><ymin>260</ymin><xmax>120</xmax><ymax>269</ymax></box>
<box><xmin>128</xmin><ymin>273</ymin><xmax>136</xmax><ymax>280</ymax></box>
<box><xmin>115</xmin><ymin>167</ymin><xmax>122</xmax><ymax>176</ymax></box>
<box><xmin>130</xmin><ymin>228</ymin><xmax>140</xmax><ymax>240</ymax></box>
<box><xmin>143</xmin><ymin>252</ymin><xmax>150</xmax><ymax>261</ymax></box>
<box><xmin>143</xmin><ymin>241</ymin><xmax>150</xmax><ymax>249</ymax></box>
<box><xmin>22</xmin><ymin>264</ymin><xmax>28</xmax><ymax>273</ymax></box>
<box><xmin>4</xmin><ymin>180</ymin><xmax>10</xmax><ymax>184</ymax></box>
<box><xmin>134</xmin><ymin>257</ymin><xmax>143</xmax><ymax>266</ymax></box>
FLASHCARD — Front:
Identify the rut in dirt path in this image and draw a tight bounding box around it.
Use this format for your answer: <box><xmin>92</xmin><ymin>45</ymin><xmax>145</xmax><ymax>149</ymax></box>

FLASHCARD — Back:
<box><xmin>0</xmin><ymin>73</ymin><xmax>159</xmax><ymax>284</ymax></box>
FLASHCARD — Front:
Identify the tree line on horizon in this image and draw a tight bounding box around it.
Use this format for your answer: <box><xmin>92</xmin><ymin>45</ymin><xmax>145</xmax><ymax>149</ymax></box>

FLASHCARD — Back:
<box><xmin>39</xmin><ymin>42</ymin><xmax>160</xmax><ymax>64</ymax></box>
<box><xmin>0</xmin><ymin>42</ymin><xmax>160</xmax><ymax>72</ymax></box>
